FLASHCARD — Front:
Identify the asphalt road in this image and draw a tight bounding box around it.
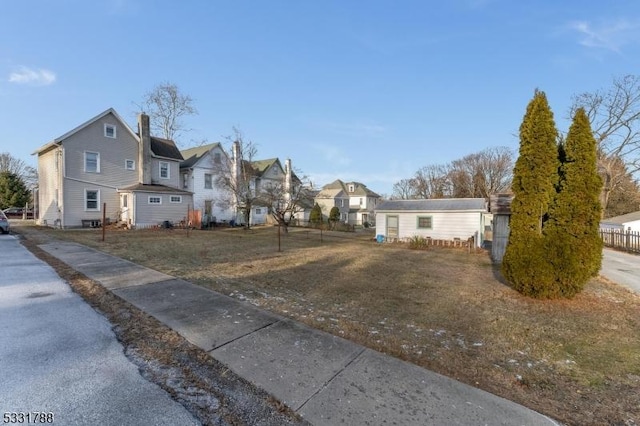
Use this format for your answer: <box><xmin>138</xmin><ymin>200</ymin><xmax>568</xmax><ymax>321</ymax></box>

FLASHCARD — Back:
<box><xmin>0</xmin><ymin>234</ymin><xmax>199</xmax><ymax>426</ymax></box>
<box><xmin>601</xmin><ymin>248</ymin><xmax>640</xmax><ymax>294</ymax></box>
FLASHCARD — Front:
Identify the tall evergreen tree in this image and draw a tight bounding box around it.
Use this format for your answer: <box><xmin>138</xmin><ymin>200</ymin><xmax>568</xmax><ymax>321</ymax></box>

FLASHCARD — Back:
<box><xmin>0</xmin><ymin>171</ymin><xmax>30</xmax><ymax>209</ymax></box>
<box><xmin>502</xmin><ymin>90</ymin><xmax>560</xmax><ymax>296</ymax></box>
<box><xmin>544</xmin><ymin>108</ymin><xmax>603</xmax><ymax>297</ymax></box>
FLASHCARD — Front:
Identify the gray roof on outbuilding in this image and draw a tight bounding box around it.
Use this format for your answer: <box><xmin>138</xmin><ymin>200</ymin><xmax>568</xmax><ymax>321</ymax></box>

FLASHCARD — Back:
<box><xmin>601</xmin><ymin>210</ymin><xmax>640</xmax><ymax>225</ymax></box>
<box><xmin>375</xmin><ymin>198</ymin><xmax>487</xmax><ymax>212</ymax></box>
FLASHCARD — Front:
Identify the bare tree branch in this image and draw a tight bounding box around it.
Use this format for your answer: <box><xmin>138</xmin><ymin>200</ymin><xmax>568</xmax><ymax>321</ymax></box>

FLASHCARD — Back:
<box><xmin>140</xmin><ymin>82</ymin><xmax>197</xmax><ymax>145</ymax></box>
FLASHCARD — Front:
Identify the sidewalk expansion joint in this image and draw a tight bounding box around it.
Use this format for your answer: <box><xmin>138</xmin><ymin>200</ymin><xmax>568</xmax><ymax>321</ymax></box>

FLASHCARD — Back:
<box><xmin>296</xmin><ymin>346</ymin><xmax>367</xmax><ymax>412</ymax></box>
<box><xmin>207</xmin><ymin>320</ymin><xmax>281</xmax><ymax>352</ymax></box>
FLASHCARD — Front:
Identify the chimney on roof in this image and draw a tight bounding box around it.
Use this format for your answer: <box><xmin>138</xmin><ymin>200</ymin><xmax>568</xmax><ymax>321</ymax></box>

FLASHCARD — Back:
<box><xmin>284</xmin><ymin>158</ymin><xmax>292</xmax><ymax>199</ymax></box>
<box><xmin>138</xmin><ymin>113</ymin><xmax>152</xmax><ymax>185</ymax></box>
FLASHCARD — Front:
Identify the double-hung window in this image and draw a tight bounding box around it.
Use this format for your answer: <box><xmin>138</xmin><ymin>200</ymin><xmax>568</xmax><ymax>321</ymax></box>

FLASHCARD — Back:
<box><xmin>85</xmin><ymin>189</ymin><xmax>100</xmax><ymax>211</ymax></box>
<box><xmin>85</xmin><ymin>151</ymin><xmax>100</xmax><ymax>173</ymax></box>
<box><xmin>159</xmin><ymin>162</ymin><xmax>170</xmax><ymax>179</ymax></box>
<box><xmin>204</xmin><ymin>173</ymin><xmax>212</xmax><ymax>189</ymax></box>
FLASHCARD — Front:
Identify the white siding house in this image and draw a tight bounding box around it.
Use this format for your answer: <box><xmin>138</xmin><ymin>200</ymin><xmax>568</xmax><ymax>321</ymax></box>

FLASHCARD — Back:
<box><xmin>600</xmin><ymin>210</ymin><xmax>640</xmax><ymax>233</ymax></box>
<box><xmin>180</xmin><ymin>143</ymin><xmax>235</xmax><ymax>224</ymax></box>
<box><xmin>375</xmin><ymin>198</ymin><xmax>488</xmax><ymax>247</ymax></box>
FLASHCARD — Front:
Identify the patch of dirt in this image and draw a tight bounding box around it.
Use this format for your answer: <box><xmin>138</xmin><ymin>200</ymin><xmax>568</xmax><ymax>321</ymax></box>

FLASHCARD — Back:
<box><xmin>17</xmin><ymin>229</ymin><xmax>307</xmax><ymax>426</ymax></box>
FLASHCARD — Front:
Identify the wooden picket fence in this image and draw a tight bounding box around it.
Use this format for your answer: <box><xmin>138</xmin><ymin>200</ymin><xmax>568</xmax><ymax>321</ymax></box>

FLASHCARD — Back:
<box><xmin>599</xmin><ymin>228</ymin><xmax>640</xmax><ymax>253</ymax></box>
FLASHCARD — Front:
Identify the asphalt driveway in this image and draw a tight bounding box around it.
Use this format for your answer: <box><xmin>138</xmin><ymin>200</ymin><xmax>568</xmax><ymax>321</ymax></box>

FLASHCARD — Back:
<box><xmin>0</xmin><ymin>234</ymin><xmax>199</xmax><ymax>425</ymax></box>
<box><xmin>601</xmin><ymin>248</ymin><xmax>640</xmax><ymax>294</ymax></box>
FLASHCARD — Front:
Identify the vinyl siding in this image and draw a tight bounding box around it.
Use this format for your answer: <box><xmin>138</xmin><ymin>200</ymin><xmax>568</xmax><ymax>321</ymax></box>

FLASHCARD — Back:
<box><xmin>133</xmin><ymin>192</ymin><xmax>192</xmax><ymax>228</ymax></box>
<box><xmin>185</xmin><ymin>148</ymin><xmax>235</xmax><ymax>222</ymax></box>
<box><xmin>376</xmin><ymin>211</ymin><xmax>484</xmax><ymax>247</ymax></box>
<box><xmin>151</xmin><ymin>158</ymin><xmax>181</xmax><ymax>188</ymax></box>
<box><xmin>37</xmin><ymin>147</ymin><xmax>62</xmax><ymax>226</ymax></box>
<box><xmin>62</xmin><ymin>112</ymin><xmax>139</xmax><ymax>188</ymax></box>
<box><xmin>53</xmin><ymin>112</ymin><xmax>139</xmax><ymax>227</ymax></box>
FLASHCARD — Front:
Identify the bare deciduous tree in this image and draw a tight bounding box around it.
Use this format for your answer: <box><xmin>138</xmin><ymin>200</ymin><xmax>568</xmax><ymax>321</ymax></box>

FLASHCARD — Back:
<box><xmin>412</xmin><ymin>164</ymin><xmax>450</xmax><ymax>199</ymax></box>
<box><xmin>140</xmin><ymin>82</ymin><xmax>197</xmax><ymax>144</ymax></box>
<box><xmin>570</xmin><ymin>75</ymin><xmax>640</xmax><ymax>213</ymax></box>
<box><xmin>448</xmin><ymin>147</ymin><xmax>514</xmax><ymax>199</ymax></box>
<box><xmin>393</xmin><ymin>147</ymin><xmax>513</xmax><ymax>201</ymax></box>
<box><xmin>0</xmin><ymin>152</ymin><xmax>37</xmax><ymax>188</ymax></box>
<box><xmin>213</xmin><ymin>127</ymin><xmax>259</xmax><ymax>228</ymax></box>
<box><xmin>391</xmin><ymin>178</ymin><xmax>415</xmax><ymax>199</ymax></box>
<box><xmin>258</xmin><ymin>170</ymin><xmax>314</xmax><ymax>233</ymax></box>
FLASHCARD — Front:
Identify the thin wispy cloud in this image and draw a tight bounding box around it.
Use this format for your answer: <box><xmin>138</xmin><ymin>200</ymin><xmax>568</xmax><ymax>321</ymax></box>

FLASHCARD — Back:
<box><xmin>568</xmin><ymin>19</ymin><xmax>640</xmax><ymax>53</ymax></box>
<box><xmin>308</xmin><ymin>118</ymin><xmax>387</xmax><ymax>138</ymax></box>
<box><xmin>8</xmin><ymin>66</ymin><xmax>56</xmax><ymax>86</ymax></box>
<box><xmin>311</xmin><ymin>144</ymin><xmax>352</xmax><ymax>167</ymax></box>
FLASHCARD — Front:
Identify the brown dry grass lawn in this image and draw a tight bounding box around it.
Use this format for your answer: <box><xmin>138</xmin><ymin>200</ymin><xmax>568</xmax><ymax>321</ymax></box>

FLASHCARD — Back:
<box><xmin>28</xmin><ymin>225</ymin><xmax>640</xmax><ymax>425</ymax></box>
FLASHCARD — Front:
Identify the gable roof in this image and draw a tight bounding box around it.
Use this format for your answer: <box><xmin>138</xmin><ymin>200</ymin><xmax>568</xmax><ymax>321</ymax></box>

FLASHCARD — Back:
<box><xmin>601</xmin><ymin>210</ymin><xmax>640</xmax><ymax>225</ymax></box>
<box><xmin>345</xmin><ymin>181</ymin><xmax>381</xmax><ymax>198</ymax></box>
<box><xmin>319</xmin><ymin>179</ymin><xmax>380</xmax><ymax>198</ymax></box>
<box><xmin>150</xmin><ymin>136</ymin><xmax>183</xmax><ymax>161</ymax></box>
<box><xmin>33</xmin><ymin>107</ymin><xmax>138</xmax><ymax>155</ymax></box>
<box><xmin>251</xmin><ymin>158</ymin><xmax>283</xmax><ymax>176</ymax></box>
<box><xmin>180</xmin><ymin>142</ymin><xmax>223</xmax><ymax>168</ymax></box>
<box><xmin>376</xmin><ymin>198</ymin><xmax>487</xmax><ymax>212</ymax></box>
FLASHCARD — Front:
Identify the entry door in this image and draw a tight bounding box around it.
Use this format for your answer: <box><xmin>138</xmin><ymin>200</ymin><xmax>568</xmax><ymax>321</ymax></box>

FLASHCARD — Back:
<box><xmin>120</xmin><ymin>194</ymin><xmax>130</xmax><ymax>223</ymax></box>
<box><xmin>387</xmin><ymin>215</ymin><xmax>399</xmax><ymax>239</ymax></box>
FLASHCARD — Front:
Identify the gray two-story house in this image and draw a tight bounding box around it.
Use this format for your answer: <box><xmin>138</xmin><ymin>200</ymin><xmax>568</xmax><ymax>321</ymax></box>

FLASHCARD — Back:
<box><xmin>34</xmin><ymin>108</ymin><xmax>192</xmax><ymax>228</ymax></box>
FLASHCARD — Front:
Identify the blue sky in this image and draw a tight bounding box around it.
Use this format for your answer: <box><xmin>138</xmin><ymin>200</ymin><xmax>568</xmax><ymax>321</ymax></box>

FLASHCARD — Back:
<box><xmin>2</xmin><ymin>1</ymin><xmax>640</xmax><ymax>196</ymax></box>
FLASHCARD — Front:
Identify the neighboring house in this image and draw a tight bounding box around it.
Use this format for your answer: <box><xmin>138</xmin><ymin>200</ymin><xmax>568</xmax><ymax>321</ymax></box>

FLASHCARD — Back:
<box><xmin>34</xmin><ymin>108</ymin><xmax>192</xmax><ymax>229</ymax></box>
<box><xmin>314</xmin><ymin>180</ymin><xmax>350</xmax><ymax>222</ymax></box>
<box><xmin>180</xmin><ymin>142</ymin><xmax>235</xmax><ymax>224</ymax></box>
<box><xmin>314</xmin><ymin>179</ymin><xmax>381</xmax><ymax>225</ymax></box>
<box><xmin>375</xmin><ymin>198</ymin><xmax>488</xmax><ymax>247</ymax></box>
<box><xmin>600</xmin><ymin>210</ymin><xmax>640</xmax><ymax>233</ymax></box>
<box><xmin>344</xmin><ymin>181</ymin><xmax>381</xmax><ymax>225</ymax></box>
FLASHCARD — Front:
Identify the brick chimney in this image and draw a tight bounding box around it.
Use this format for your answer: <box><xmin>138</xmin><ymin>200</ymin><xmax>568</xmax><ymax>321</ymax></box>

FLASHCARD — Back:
<box><xmin>138</xmin><ymin>113</ymin><xmax>152</xmax><ymax>185</ymax></box>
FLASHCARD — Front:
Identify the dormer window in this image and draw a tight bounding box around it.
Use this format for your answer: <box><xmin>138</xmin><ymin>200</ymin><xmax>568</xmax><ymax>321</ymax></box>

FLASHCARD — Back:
<box><xmin>104</xmin><ymin>124</ymin><xmax>116</xmax><ymax>138</ymax></box>
<box><xmin>348</xmin><ymin>184</ymin><xmax>355</xmax><ymax>192</ymax></box>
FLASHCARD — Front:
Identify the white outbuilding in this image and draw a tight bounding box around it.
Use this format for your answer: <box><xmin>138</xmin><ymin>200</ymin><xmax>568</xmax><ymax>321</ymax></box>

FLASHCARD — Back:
<box><xmin>375</xmin><ymin>198</ymin><xmax>489</xmax><ymax>248</ymax></box>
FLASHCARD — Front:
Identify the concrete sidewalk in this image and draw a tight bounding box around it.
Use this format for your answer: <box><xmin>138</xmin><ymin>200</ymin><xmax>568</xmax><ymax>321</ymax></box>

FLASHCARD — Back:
<box><xmin>39</xmin><ymin>240</ymin><xmax>560</xmax><ymax>426</ymax></box>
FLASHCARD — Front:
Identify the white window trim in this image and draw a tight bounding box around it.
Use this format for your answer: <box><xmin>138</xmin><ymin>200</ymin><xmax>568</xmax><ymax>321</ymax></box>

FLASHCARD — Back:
<box><xmin>125</xmin><ymin>159</ymin><xmax>135</xmax><ymax>170</ymax></box>
<box><xmin>85</xmin><ymin>189</ymin><xmax>100</xmax><ymax>211</ymax></box>
<box><xmin>204</xmin><ymin>173</ymin><xmax>213</xmax><ymax>189</ymax></box>
<box><xmin>148</xmin><ymin>196</ymin><xmax>162</xmax><ymax>205</ymax></box>
<box><xmin>84</xmin><ymin>151</ymin><xmax>100</xmax><ymax>173</ymax></box>
<box><xmin>170</xmin><ymin>195</ymin><xmax>182</xmax><ymax>203</ymax></box>
<box><xmin>104</xmin><ymin>123</ymin><xmax>116</xmax><ymax>138</ymax></box>
<box><xmin>159</xmin><ymin>161</ymin><xmax>170</xmax><ymax>179</ymax></box>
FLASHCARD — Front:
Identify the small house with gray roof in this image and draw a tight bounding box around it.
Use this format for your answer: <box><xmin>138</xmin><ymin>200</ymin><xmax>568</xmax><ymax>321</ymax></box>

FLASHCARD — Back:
<box><xmin>375</xmin><ymin>198</ymin><xmax>488</xmax><ymax>247</ymax></box>
<box><xmin>600</xmin><ymin>210</ymin><xmax>640</xmax><ymax>233</ymax></box>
